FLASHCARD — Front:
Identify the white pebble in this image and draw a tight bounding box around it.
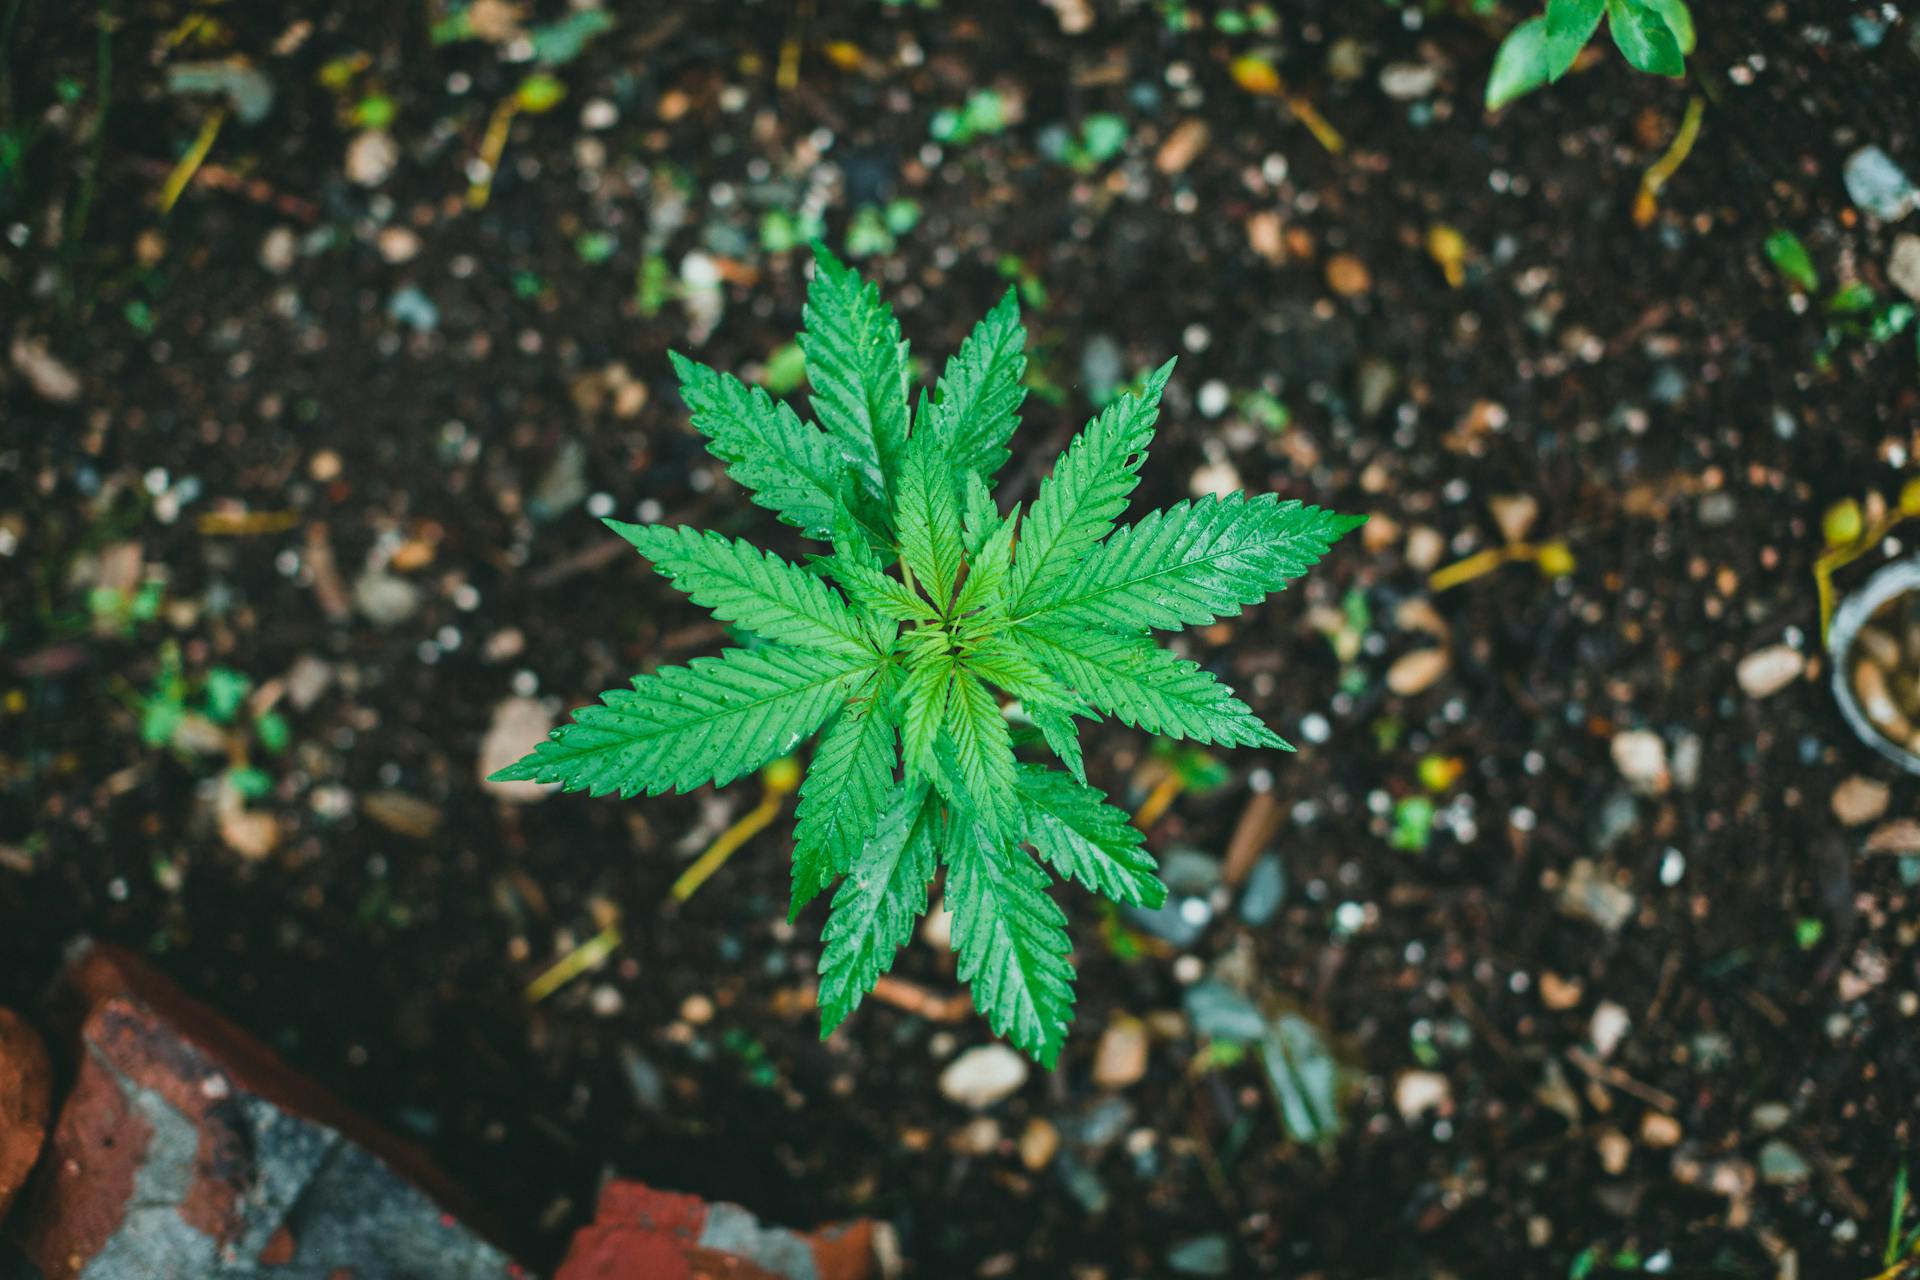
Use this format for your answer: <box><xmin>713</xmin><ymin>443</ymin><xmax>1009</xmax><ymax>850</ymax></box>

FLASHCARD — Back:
<box><xmin>938</xmin><ymin>1044</ymin><xmax>1030</xmax><ymax>1109</ymax></box>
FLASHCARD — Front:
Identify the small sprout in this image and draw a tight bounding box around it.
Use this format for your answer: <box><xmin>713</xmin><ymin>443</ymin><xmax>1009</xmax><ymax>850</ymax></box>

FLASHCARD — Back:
<box><xmin>1486</xmin><ymin>0</ymin><xmax>1694</xmax><ymax>111</ymax></box>
<box><xmin>1417</xmin><ymin>754</ymin><xmax>1464</xmax><ymax>793</ymax></box>
<box><xmin>574</xmin><ymin>231</ymin><xmax>617</xmax><ymax>265</ymax></box>
<box><xmin>762</xmin><ymin>754</ymin><xmax>803</xmax><ymax>794</ymax></box>
<box><xmin>1765</xmin><ymin>229</ymin><xmax>1820</xmax><ymax>292</ymax></box>
<box><xmin>1390</xmin><ymin>795</ymin><xmax>1435</xmax><ymax>853</ymax></box>
<box><xmin>1824</xmin><ymin>498</ymin><xmax>1864</xmax><ymax>549</ymax></box>
<box><xmin>351</xmin><ymin>93</ymin><xmax>396</xmax><ymax>131</ymax></box>
<box><xmin>226</xmin><ymin>765</ymin><xmax>273</xmax><ymax>800</ymax></box>
<box><xmin>254</xmin><ymin>710</ymin><xmax>291</xmax><ymax>754</ymax></box>
<box><xmin>635</xmin><ymin>255</ymin><xmax>672</xmax><ymax>317</ymax></box>
<box><xmin>203</xmin><ymin>667</ymin><xmax>251</xmax><ymax>725</ymax></box>
<box><xmin>929</xmin><ymin>89</ymin><xmax>1009</xmax><ymax>145</ymax></box>
<box><xmin>1535</xmin><ymin>540</ymin><xmax>1576</xmax><ymax>578</ymax></box>
<box><xmin>515</xmin><ymin>74</ymin><xmax>567</xmax><ymax>114</ymax></box>
<box><xmin>1229</xmin><ymin>54</ymin><xmax>1282</xmax><ymax>96</ymax></box>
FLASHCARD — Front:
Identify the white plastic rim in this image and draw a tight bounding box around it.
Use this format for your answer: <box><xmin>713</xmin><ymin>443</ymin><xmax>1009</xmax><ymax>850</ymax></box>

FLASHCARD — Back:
<box><xmin>1829</xmin><ymin>556</ymin><xmax>1920</xmax><ymax>774</ymax></box>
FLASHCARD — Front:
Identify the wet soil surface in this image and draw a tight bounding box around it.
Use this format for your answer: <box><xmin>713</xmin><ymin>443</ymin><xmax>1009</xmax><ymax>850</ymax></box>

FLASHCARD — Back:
<box><xmin>5</xmin><ymin>2</ymin><xmax>1920</xmax><ymax>1275</ymax></box>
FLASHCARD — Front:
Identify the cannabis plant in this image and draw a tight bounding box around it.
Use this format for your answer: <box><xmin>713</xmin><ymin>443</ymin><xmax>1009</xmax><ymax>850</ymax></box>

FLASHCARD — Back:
<box><xmin>1487</xmin><ymin>0</ymin><xmax>1694</xmax><ymax>110</ymax></box>
<box><xmin>493</xmin><ymin>244</ymin><xmax>1362</xmax><ymax>1066</ymax></box>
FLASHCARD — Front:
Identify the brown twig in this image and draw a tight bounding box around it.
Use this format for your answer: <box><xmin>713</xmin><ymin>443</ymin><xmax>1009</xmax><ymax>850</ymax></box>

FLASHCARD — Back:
<box><xmin>868</xmin><ymin>975</ymin><xmax>972</xmax><ymax>1022</ymax></box>
<box><xmin>1565</xmin><ymin>1047</ymin><xmax>1678</xmax><ymax>1114</ymax></box>
<box><xmin>1222</xmin><ymin>788</ymin><xmax>1280</xmax><ymax>889</ymax></box>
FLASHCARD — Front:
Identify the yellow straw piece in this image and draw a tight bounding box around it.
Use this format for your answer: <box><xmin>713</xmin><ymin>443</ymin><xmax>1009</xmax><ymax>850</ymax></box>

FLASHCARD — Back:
<box><xmin>1430</xmin><ymin>541</ymin><xmax>1574</xmax><ymax>593</ymax></box>
<box><xmin>524</xmin><ymin>925</ymin><xmax>621</xmax><ymax>1004</ymax></box>
<box><xmin>158</xmin><ymin>107</ymin><xmax>226</xmax><ymax>215</ymax></box>
<box><xmin>1132</xmin><ymin>772</ymin><xmax>1184</xmax><ymax>831</ymax></box>
<box><xmin>467</xmin><ymin>97</ymin><xmax>519</xmax><ymax>210</ymax></box>
<box><xmin>670</xmin><ymin>758</ymin><xmax>802</xmax><ymax>904</ymax></box>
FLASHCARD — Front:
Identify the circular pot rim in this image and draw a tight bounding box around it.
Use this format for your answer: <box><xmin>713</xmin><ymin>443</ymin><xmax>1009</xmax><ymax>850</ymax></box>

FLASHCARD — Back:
<box><xmin>1830</xmin><ymin>556</ymin><xmax>1920</xmax><ymax>774</ymax></box>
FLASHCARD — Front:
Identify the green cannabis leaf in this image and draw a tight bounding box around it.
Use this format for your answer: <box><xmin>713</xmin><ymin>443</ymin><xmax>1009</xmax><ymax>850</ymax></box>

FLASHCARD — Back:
<box><xmin>493</xmin><ymin>242</ymin><xmax>1363</xmax><ymax>1067</ymax></box>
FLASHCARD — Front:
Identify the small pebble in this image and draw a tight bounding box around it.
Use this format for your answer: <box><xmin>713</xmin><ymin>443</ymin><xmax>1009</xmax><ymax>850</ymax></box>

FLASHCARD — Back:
<box><xmin>1188</xmin><ymin>458</ymin><xmax>1241</xmax><ymax>499</ymax></box>
<box><xmin>1610</xmin><ymin>730</ymin><xmax>1668</xmax><ymax>795</ymax></box>
<box><xmin>352</xmin><ymin>569</ymin><xmax>421</xmax><ymax>627</ymax></box>
<box><xmin>1404</xmin><ymin>525</ymin><xmax>1445</xmax><ymax>572</ymax></box>
<box><xmin>939</xmin><ymin>1044</ymin><xmax>1029</xmax><ymax>1109</ymax></box>
<box><xmin>1166</xmin><ymin>1235</ymin><xmax>1232</xmax><ymax>1278</ymax></box>
<box><xmin>1588</xmin><ymin>1000</ymin><xmax>1631</xmax><ymax>1059</ymax></box>
<box><xmin>1196</xmin><ymin>380</ymin><xmax>1230</xmax><ymax>418</ymax></box>
<box><xmin>259</xmin><ymin>226</ymin><xmax>298</xmax><ymax>274</ymax></box>
<box><xmin>9</xmin><ymin>336</ymin><xmax>81</xmax><ymax>405</ymax></box>
<box><xmin>346</xmin><ymin>130</ymin><xmax>400</xmax><ymax>187</ymax></box>
<box><xmin>479</xmin><ymin>697</ymin><xmax>557</xmax><ymax>803</ymax></box>
<box><xmin>1394</xmin><ymin>1070</ymin><xmax>1451</xmax><ymax>1121</ymax></box>
<box><xmin>580</xmin><ymin>98</ymin><xmax>619</xmax><ymax>130</ymax></box>
<box><xmin>1538</xmin><ymin>972</ymin><xmax>1584</xmax><ymax>1010</ymax></box>
<box><xmin>360</xmin><ymin>790</ymin><xmax>443</xmax><ymax>839</ymax></box>
<box><xmin>1831</xmin><ymin>775</ymin><xmax>1890</xmax><ymax>827</ymax></box>
<box><xmin>1092</xmin><ymin>1016</ymin><xmax>1149</xmax><ymax>1089</ymax></box>
<box><xmin>1387</xmin><ymin>647</ymin><xmax>1449</xmax><ymax>696</ymax></box>
<box><xmin>1325</xmin><ymin>253</ymin><xmax>1372</xmax><ymax>297</ymax></box>
<box><xmin>377</xmin><ymin>226</ymin><xmax>422</xmax><ymax>264</ymax></box>
<box><xmin>950</xmin><ymin>1116</ymin><xmax>1001</xmax><ymax>1156</ymax></box>
<box><xmin>1378</xmin><ymin>61</ymin><xmax>1440</xmax><ymax>100</ymax></box>
<box><xmin>1488</xmin><ymin>493</ymin><xmax>1538</xmax><ymax>543</ymax></box>
<box><xmin>1758</xmin><ymin>1139</ymin><xmax>1812</xmax><ymax>1185</ymax></box>
<box><xmin>1018</xmin><ymin>1117</ymin><xmax>1059</xmax><ymax>1171</ymax></box>
<box><xmin>1595</xmin><ymin>1128</ymin><xmax>1632</xmax><ymax>1176</ymax></box>
<box><xmin>1735</xmin><ymin>645</ymin><xmax>1804</xmax><ymax>699</ymax></box>
<box><xmin>1640</xmin><ymin>1113</ymin><xmax>1682</xmax><ymax>1148</ymax></box>
<box><xmin>1153</xmin><ymin>118</ymin><xmax>1209</xmax><ymax>174</ymax></box>
<box><xmin>1891</xmin><ymin>235</ymin><xmax>1920</xmax><ymax>302</ymax></box>
<box><xmin>1843</xmin><ymin>145</ymin><xmax>1918</xmax><ymax>221</ymax></box>
<box><xmin>1559</xmin><ymin>858</ymin><xmax>1636</xmax><ymax>933</ymax></box>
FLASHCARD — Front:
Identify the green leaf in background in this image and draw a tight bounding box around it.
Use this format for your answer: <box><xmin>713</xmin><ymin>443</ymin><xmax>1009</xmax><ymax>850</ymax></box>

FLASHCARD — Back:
<box><xmin>1644</xmin><ymin>0</ymin><xmax>1695</xmax><ymax>53</ymax></box>
<box><xmin>253</xmin><ymin>710</ymin><xmax>291</xmax><ymax>754</ymax></box>
<box><xmin>1606</xmin><ymin>0</ymin><xmax>1686</xmax><ymax>77</ymax></box>
<box><xmin>1827</xmin><ymin>282</ymin><xmax>1879</xmax><ymax>315</ymax></box>
<box><xmin>1764</xmin><ymin>229</ymin><xmax>1820</xmax><ymax>292</ymax></box>
<box><xmin>527</xmin><ymin>10</ymin><xmax>615</xmax><ymax>66</ymax></box>
<box><xmin>1487</xmin><ymin>18</ymin><xmax>1553</xmax><ymax>110</ymax></box>
<box><xmin>226</xmin><ymin>765</ymin><xmax>274</xmax><ymax>800</ymax></box>
<box><xmin>1542</xmin><ymin>0</ymin><xmax>1606</xmax><ymax>80</ymax></box>
<box><xmin>203</xmin><ymin>667</ymin><xmax>251</xmax><ymax>724</ymax></box>
<box><xmin>1261</xmin><ymin>1013</ymin><xmax>1343</xmax><ymax>1148</ymax></box>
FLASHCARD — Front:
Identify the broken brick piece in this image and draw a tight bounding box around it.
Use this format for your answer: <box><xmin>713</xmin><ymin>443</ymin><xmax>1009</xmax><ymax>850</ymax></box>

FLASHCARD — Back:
<box><xmin>555</xmin><ymin>1180</ymin><xmax>874</xmax><ymax>1280</ymax></box>
<box><xmin>0</xmin><ymin>1009</ymin><xmax>52</xmax><ymax>1225</ymax></box>
<box><xmin>6</xmin><ymin>940</ymin><xmax>523</xmax><ymax>1279</ymax></box>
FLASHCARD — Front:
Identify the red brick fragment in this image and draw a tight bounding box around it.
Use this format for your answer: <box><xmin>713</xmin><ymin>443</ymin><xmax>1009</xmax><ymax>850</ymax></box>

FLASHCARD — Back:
<box><xmin>555</xmin><ymin>1179</ymin><xmax>874</xmax><ymax>1280</ymax></box>
<box><xmin>0</xmin><ymin>1007</ymin><xmax>52</xmax><ymax>1223</ymax></box>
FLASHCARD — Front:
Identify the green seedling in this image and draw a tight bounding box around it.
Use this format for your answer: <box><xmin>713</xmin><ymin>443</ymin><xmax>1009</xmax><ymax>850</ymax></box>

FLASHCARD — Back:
<box><xmin>1487</xmin><ymin>0</ymin><xmax>1695</xmax><ymax>111</ymax></box>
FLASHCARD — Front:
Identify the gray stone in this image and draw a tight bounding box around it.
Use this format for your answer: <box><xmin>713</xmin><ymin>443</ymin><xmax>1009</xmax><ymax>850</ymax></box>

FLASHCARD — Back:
<box><xmin>1890</xmin><ymin>235</ymin><xmax>1920</xmax><ymax>302</ymax></box>
<box><xmin>1167</xmin><ymin>1234</ymin><xmax>1233</xmax><ymax>1276</ymax></box>
<box><xmin>1844</xmin><ymin>146</ymin><xmax>1918</xmax><ymax>221</ymax></box>
<box><xmin>1237</xmin><ymin>854</ymin><xmax>1286</xmax><ymax>926</ymax></box>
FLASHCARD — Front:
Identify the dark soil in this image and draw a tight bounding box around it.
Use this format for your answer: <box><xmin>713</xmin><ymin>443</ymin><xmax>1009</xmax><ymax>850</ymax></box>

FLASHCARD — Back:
<box><xmin>5</xmin><ymin>2</ymin><xmax>1920</xmax><ymax>1276</ymax></box>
